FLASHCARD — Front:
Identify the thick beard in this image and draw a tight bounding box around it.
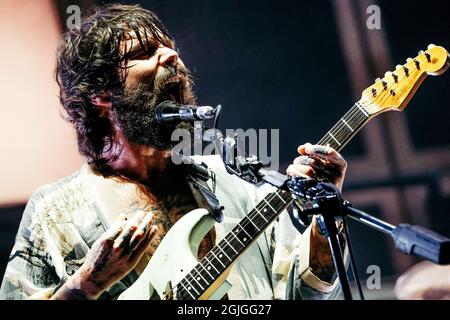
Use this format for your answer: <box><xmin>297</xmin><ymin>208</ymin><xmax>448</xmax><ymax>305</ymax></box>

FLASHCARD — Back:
<box><xmin>111</xmin><ymin>65</ymin><xmax>197</xmax><ymax>150</ymax></box>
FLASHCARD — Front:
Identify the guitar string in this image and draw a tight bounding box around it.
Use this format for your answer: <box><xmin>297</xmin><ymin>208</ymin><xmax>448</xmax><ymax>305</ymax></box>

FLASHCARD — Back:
<box><xmin>325</xmin><ymin>56</ymin><xmax>420</xmax><ymax>145</ymax></box>
<box><xmin>168</xmin><ymin>193</ymin><xmax>286</xmax><ymax>300</ymax></box>
<box><xmin>172</xmin><ymin>190</ymin><xmax>289</xmax><ymax>300</ymax></box>
<box><xmin>319</xmin><ymin>106</ymin><xmax>367</xmax><ymax>148</ymax></box>
<box><xmin>325</xmin><ymin>63</ymin><xmax>418</xmax><ymax>146</ymax></box>
<box><xmin>164</xmin><ymin>63</ymin><xmax>421</xmax><ymax>300</ymax></box>
<box><xmin>168</xmin><ymin>189</ymin><xmax>290</xmax><ymax>300</ymax></box>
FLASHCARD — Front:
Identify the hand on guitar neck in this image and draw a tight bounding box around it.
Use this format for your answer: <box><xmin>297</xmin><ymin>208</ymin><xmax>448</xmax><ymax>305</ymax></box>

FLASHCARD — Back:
<box><xmin>287</xmin><ymin>142</ymin><xmax>347</xmax><ymax>283</ymax></box>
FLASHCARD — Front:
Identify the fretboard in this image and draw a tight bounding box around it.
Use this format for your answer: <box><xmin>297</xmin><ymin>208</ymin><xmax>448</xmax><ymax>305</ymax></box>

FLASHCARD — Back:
<box><xmin>174</xmin><ymin>188</ymin><xmax>293</xmax><ymax>300</ymax></box>
<box><xmin>317</xmin><ymin>102</ymin><xmax>371</xmax><ymax>152</ymax></box>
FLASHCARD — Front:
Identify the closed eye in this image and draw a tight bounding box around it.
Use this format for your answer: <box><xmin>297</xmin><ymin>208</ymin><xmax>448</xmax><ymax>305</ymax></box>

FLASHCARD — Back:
<box><xmin>124</xmin><ymin>44</ymin><xmax>158</xmax><ymax>60</ymax></box>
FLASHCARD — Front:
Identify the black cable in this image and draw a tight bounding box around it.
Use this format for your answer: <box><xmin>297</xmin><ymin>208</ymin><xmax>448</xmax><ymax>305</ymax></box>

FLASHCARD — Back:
<box><xmin>342</xmin><ymin>216</ymin><xmax>365</xmax><ymax>300</ymax></box>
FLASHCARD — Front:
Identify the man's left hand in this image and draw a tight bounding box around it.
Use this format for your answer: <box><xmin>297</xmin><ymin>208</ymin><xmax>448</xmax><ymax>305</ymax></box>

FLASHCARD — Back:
<box><xmin>286</xmin><ymin>143</ymin><xmax>347</xmax><ymax>284</ymax></box>
<box><xmin>286</xmin><ymin>143</ymin><xmax>347</xmax><ymax>191</ymax></box>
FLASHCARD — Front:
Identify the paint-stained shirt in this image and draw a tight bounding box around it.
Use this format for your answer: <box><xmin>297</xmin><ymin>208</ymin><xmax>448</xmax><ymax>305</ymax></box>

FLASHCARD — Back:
<box><xmin>0</xmin><ymin>155</ymin><xmax>344</xmax><ymax>300</ymax></box>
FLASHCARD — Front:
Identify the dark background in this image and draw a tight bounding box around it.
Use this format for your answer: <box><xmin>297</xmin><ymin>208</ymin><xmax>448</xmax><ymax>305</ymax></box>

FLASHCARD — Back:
<box><xmin>1</xmin><ymin>0</ymin><xmax>449</xmax><ymax>298</ymax></box>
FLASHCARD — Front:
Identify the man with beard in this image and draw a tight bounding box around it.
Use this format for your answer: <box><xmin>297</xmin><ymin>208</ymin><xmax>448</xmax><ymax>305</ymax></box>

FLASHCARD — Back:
<box><xmin>0</xmin><ymin>4</ymin><xmax>347</xmax><ymax>300</ymax></box>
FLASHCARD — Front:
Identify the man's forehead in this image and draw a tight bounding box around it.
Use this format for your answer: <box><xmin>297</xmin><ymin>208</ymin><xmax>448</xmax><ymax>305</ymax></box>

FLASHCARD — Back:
<box><xmin>121</xmin><ymin>29</ymin><xmax>173</xmax><ymax>51</ymax></box>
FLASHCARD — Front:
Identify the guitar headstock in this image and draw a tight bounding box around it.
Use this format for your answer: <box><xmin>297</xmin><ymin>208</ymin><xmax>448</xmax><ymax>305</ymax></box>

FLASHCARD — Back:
<box><xmin>360</xmin><ymin>44</ymin><xmax>449</xmax><ymax>116</ymax></box>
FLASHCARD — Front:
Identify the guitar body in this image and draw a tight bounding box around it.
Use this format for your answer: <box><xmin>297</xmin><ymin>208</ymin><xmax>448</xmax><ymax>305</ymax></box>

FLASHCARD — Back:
<box><xmin>118</xmin><ymin>208</ymin><xmax>232</xmax><ymax>300</ymax></box>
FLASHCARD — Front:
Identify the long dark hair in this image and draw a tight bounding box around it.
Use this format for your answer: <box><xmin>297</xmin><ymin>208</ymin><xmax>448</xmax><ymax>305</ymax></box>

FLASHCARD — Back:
<box><xmin>55</xmin><ymin>3</ymin><xmax>173</xmax><ymax>175</ymax></box>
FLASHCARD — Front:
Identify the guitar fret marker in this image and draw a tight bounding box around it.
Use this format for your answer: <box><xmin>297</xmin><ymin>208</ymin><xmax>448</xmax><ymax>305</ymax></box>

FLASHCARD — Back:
<box><xmin>231</xmin><ymin>231</ymin><xmax>245</xmax><ymax>247</ymax></box>
<box><xmin>237</xmin><ymin>226</ymin><xmax>252</xmax><ymax>240</ymax></box>
<box><xmin>190</xmin><ymin>273</ymin><xmax>205</xmax><ymax>291</ymax></box>
<box><xmin>184</xmin><ymin>277</ymin><xmax>200</xmax><ymax>295</ymax></box>
<box><xmin>263</xmin><ymin>198</ymin><xmax>276</xmax><ymax>213</ymax></box>
<box><xmin>204</xmin><ymin>256</ymin><xmax>220</xmax><ymax>274</ymax></box>
<box><xmin>179</xmin><ymin>281</ymin><xmax>196</xmax><ymax>299</ymax></box>
<box><xmin>195</xmin><ymin>267</ymin><xmax>210</xmax><ymax>283</ymax></box>
<box><xmin>218</xmin><ymin>246</ymin><xmax>232</xmax><ymax>261</ymax></box>
<box><xmin>210</xmin><ymin>251</ymin><xmax>226</xmax><ymax>268</ymax></box>
<box><xmin>255</xmin><ymin>208</ymin><xmax>269</xmax><ymax>222</ymax></box>
<box><xmin>199</xmin><ymin>263</ymin><xmax>214</xmax><ymax>280</ymax></box>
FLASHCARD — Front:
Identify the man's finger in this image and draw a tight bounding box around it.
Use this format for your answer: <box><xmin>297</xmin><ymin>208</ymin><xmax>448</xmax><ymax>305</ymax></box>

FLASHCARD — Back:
<box><xmin>130</xmin><ymin>225</ymin><xmax>159</xmax><ymax>261</ymax></box>
<box><xmin>304</xmin><ymin>144</ymin><xmax>347</xmax><ymax>168</ymax></box>
<box><xmin>103</xmin><ymin>214</ymin><xmax>128</xmax><ymax>240</ymax></box>
<box><xmin>293</xmin><ymin>155</ymin><xmax>316</xmax><ymax>166</ymax></box>
<box><xmin>129</xmin><ymin>212</ymin><xmax>155</xmax><ymax>251</ymax></box>
<box><xmin>286</xmin><ymin>164</ymin><xmax>316</xmax><ymax>178</ymax></box>
<box><xmin>114</xmin><ymin>211</ymin><xmax>146</xmax><ymax>250</ymax></box>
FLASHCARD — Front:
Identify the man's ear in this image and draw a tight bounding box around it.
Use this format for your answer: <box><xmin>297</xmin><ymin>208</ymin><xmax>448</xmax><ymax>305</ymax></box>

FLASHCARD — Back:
<box><xmin>90</xmin><ymin>92</ymin><xmax>112</xmax><ymax>117</ymax></box>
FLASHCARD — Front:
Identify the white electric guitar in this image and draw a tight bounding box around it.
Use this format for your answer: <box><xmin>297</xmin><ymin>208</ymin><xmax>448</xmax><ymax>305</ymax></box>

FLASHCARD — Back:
<box><xmin>118</xmin><ymin>45</ymin><xmax>449</xmax><ymax>300</ymax></box>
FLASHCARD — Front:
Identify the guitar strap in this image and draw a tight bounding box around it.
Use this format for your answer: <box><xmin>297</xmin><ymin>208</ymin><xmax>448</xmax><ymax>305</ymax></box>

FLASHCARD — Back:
<box><xmin>181</xmin><ymin>155</ymin><xmax>224</xmax><ymax>223</ymax></box>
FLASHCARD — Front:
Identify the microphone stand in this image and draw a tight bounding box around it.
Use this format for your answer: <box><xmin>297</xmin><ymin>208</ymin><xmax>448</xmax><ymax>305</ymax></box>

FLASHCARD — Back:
<box><xmin>287</xmin><ymin>177</ymin><xmax>450</xmax><ymax>300</ymax></box>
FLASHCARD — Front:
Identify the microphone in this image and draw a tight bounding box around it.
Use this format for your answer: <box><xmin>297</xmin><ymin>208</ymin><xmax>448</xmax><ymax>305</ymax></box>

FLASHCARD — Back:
<box><xmin>155</xmin><ymin>101</ymin><xmax>215</xmax><ymax>124</ymax></box>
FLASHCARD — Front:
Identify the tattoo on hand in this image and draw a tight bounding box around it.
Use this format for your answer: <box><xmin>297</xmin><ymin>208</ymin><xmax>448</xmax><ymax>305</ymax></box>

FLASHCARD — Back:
<box><xmin>312</xmin><ymin>146</ymin><xmax>330</xmax><ymax>156</ymax></box>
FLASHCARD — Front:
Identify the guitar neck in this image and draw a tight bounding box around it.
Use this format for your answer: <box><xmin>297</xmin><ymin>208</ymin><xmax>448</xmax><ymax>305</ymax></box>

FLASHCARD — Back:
<box><xmin>175</xmin><ymin>188</ymin><xmax>292</xmax><ymax>299</ymax></box>
<box><xmin>317</xmin><ymin>102</ymin><xmax>371</xmax><ymax>152</ymax></box>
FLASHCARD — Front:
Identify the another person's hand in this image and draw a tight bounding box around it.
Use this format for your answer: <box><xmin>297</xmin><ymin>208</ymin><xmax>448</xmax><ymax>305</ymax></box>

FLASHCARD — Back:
<box><xmin>52</xmin><ymin>211</ymin><xmax>157</xmax><ymax>299</ymax></box>
<box><xmin>395</xmin><ymin>261</ymin><xmax>450</xmax><ymax>300</ymax></box>
<box><xmin>287</xmin><ymin>143</ymin><xmax>347</xmax><ymax>191</ymax></box>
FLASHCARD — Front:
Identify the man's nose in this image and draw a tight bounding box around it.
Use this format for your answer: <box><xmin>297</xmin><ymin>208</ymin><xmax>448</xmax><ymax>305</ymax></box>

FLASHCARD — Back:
<box><xmin>157</xmin><ymin>46</ymin><xmax>178</xmax><ymax>67</ymax></box>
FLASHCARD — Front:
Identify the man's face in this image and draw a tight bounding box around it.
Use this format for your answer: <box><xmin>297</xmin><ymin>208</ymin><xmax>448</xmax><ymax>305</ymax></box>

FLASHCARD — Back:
<box><xmin>111</xmin><ymin>30</ymin><xmax>196</xmax><ymax>150</ymax></box>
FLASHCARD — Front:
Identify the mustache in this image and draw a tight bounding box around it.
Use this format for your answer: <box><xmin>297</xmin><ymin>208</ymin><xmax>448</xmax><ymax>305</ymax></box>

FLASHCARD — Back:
<box><xmin>123</xmin><ymin>63</ymin><xmax>193</xmax><ymax>108</ymax></box>
<box><xmin>154</xmin><ymin>64</ymin><xmax>189</xmax><ymax>91</ymax></box>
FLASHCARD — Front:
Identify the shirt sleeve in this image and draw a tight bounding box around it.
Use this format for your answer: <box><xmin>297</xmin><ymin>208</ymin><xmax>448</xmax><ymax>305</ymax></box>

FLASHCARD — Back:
<box><xmin>0</xmin><ymin>188</ymin><xmax>61</xmax><ymax>300</ymax></box>
<box><xmin>244</xmin><ymin>180</ymin><xmax>348</xmax><ymax>300</ymax></box>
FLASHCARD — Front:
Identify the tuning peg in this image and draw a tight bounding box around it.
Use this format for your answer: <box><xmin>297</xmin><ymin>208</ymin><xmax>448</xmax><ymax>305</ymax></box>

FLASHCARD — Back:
<box><xmin>375</xmin><ymin>77</ymin><xmax>381</xmax><ymax>82</ymax></box>
<box><xmin>385</xmin><ymin>71</ymin><xmax>392</xmax><ymax>77</ymax></box>
<box><xmin>427</xmin><ymin>44</ymin><xmax>436</xmax><ymax>49</ymax></box>
<box><xmin>406</xmin><ymin>58</ymin><xmax>413</xmax><ymax>63</ymax></box>
<box><xmin>418</xmin><ymin>50</ymin><xmax>424</xmax><ymax>55</ymax></box>
<box><xmin>396</xmin><ymin>64</ymin><xmax>402</xmax><ymax>70</ymax></box>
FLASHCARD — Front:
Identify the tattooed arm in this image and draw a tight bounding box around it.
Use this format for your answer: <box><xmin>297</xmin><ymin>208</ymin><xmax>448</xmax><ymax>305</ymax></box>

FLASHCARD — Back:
<box><xmin>51</xmin><ymin>211</ymin><xmax>157</xmax><ymax>300</ymax></box>
<box><xmin>287</xmin><ymin>143</ymin><xmax>347</xmax><ymax>284</ymax></box>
